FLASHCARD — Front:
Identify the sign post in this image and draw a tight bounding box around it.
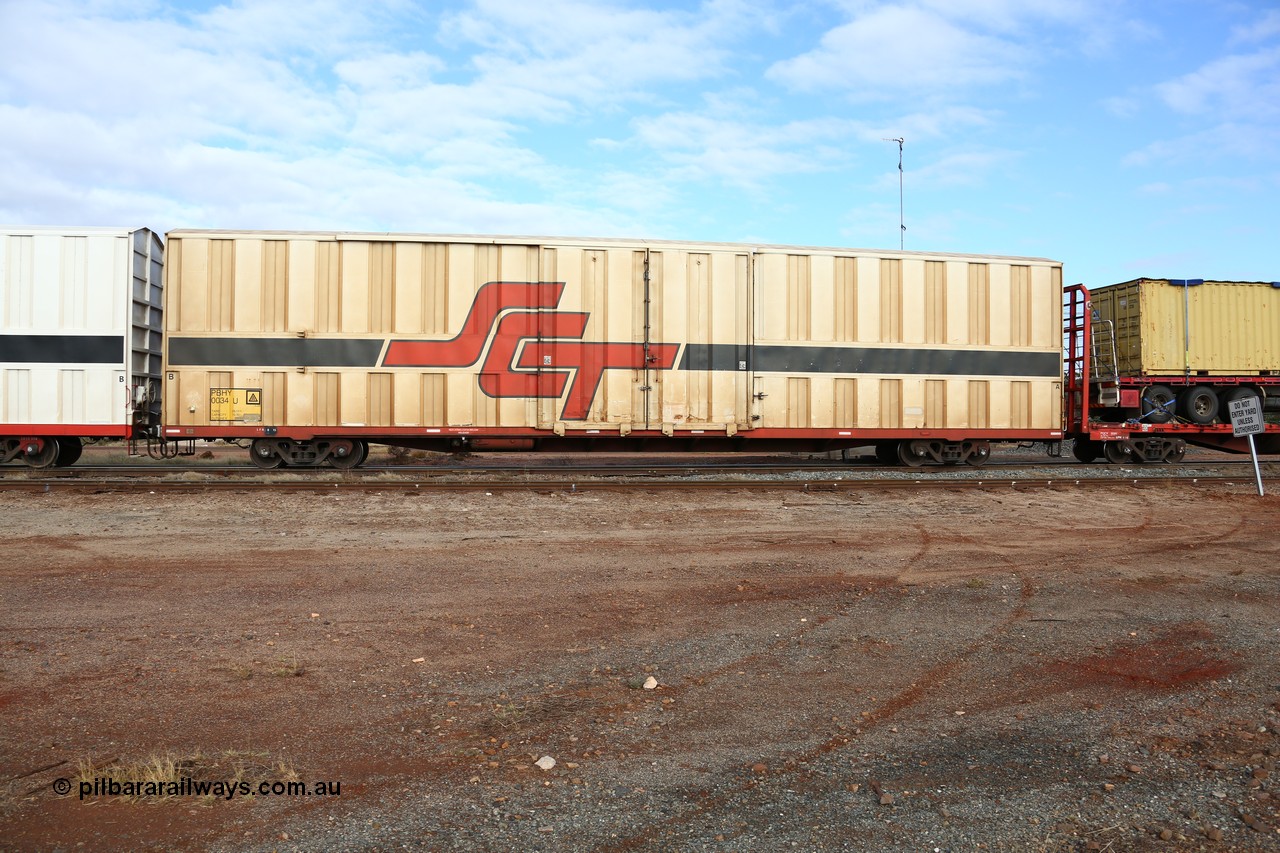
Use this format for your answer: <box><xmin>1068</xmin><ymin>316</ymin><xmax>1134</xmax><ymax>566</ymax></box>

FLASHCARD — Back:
<box><xmin>1227</xmin><ymin>396</ymin><xmax>1266</xmax><ymax>496</ymax></box>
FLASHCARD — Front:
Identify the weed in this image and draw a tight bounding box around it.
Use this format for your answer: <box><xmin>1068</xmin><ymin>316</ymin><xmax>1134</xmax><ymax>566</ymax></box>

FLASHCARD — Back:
<box><xmin>75</xmin><ymin>750</ymin><xmax>300</xmax><ymax>802</ymax></box>
<box><xmin>491</xmin><ymin>702</ymin><xmax>525</xmax><ymax>727</ymax></box>
<box><xmin>270</xmin><ymin>657</ymin><xmax>304</xmax><ymax>678</ymax></box>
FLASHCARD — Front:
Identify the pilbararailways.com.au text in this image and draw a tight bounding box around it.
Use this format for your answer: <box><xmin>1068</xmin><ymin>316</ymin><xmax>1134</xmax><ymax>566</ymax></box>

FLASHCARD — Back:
<box><xmin>62</xmin><ymin>777</ymin><xmax>341</xmax><ymax>801</ymax></box>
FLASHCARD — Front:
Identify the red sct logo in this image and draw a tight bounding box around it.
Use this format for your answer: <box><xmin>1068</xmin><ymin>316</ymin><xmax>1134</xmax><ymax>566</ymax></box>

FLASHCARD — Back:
<box><xmin>382</xmin><ymin>282</ymin><xmax>680</xmax><ymax>420</ymax></box>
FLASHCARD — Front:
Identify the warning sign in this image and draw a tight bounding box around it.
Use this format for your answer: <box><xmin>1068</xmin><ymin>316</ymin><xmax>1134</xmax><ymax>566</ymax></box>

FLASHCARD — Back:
<box><xmin>209</xmin><ymin>388</ymin><xmax>262</xmax><ymax>422</ymax></box>
<box><xmin>1228</xmin><ymin>396</ymin><xmax>1264</xmax><ymax>437</ymax></box>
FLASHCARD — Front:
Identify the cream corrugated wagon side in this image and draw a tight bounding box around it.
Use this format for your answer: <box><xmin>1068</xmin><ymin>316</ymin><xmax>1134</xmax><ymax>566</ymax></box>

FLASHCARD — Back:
<box><xmin>1</xmin><ymin>227</ymin><xmax>163</xmax><ymax>467</ymax></box>
<box><xmin>160</xmin><ymin>230</ymin><xmax>1064</xmax><ymax>468</ymax></box>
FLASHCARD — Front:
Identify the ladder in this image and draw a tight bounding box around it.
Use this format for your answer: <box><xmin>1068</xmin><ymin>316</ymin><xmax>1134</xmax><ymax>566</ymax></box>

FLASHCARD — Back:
<box><xmin>1090</xmin><ymin>315</ymin><xmax>1121</xmax><ymax>407</ymax></box>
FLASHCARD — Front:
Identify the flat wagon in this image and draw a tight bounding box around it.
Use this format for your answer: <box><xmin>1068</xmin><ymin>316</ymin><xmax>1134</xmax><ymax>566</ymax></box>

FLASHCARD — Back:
<box><xmin>1065</xmin><ymin>281</ymin><xmax>1280</xmax><ymax>461</ymax></box>
<box><xmin>1</xmin><ymin>226</ymin><xmax>163</xmax><ymax>467</ymax></box>
<box><xmin>161</xmin><ymin>230</ymin><xmax>1064</xmax><ymax>467</ymax></box>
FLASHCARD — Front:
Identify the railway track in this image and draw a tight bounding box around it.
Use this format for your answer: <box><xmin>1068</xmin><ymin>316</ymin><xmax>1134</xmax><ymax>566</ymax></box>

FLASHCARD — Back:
<box><xmin>1</xmin><ymin>460</ymin><xmax>1274</xmax><ymax>493</ymax></box>
<box><xmin>3</xmin><ymin>453</ymin><xmax>1277</xmax><ymax>478</ymax></box>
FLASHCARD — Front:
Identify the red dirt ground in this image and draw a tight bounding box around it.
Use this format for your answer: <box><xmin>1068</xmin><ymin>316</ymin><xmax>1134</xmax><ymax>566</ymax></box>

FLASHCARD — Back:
<box><xmin>2</xmin><ymin>479</ymin><xmax>1279</xmax><ymax>851</ymax></box>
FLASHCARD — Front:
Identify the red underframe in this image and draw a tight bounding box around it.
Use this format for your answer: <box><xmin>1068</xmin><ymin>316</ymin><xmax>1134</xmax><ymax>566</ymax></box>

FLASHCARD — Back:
<box><xmin>160</xmin><ymin>425</ymin><xmax>1063</xmax><ymax>441</ymax></box>
<box><xmin>2</xmin><ymin>425</ymin><xmax>131</xmax><ymax>438</ymax></box>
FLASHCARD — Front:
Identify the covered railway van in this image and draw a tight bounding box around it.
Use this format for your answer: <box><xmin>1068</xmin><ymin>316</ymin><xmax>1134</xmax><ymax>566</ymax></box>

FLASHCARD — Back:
<box><xmin>1</xmin><ymin>226</ymin><xmax>164</xmax><ymax>467</ymax></box>
<box><xmin>161</xmin><ymin>230</ymin><xmax>1064</xmax><ymax>468</ymax></box>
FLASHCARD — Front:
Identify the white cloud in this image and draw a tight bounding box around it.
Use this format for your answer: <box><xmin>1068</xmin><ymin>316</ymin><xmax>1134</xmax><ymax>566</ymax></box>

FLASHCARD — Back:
<box><xmin>865</xmin><ymin>106</ymin><xmax>997</xmax><ymax>141</ymax></box>
<box><xmin>906</xmin><ymin>149</ymin><xmax>1016</xmax><ymax>189</ymax></box>
<box><xmin>632</xmin><ymin>111</ymin><xmax>855</xmax><ymax>187</ymax></box>
<box><xmin>1101</xmin><ymin>95</ymin><xmax>1140</xmax><ymax>119</ymax></box>
<box><xmin>1155</xmin><ymin>47</ymin><xmax>1280</xmax><ymax>121</ymax></box>
<box><xmin>442</xmin><ymin>0</ymin><xmax>762</xmax><ymax>103</ymax></box>
<box><xmin>764</xmin><ymin>0</ymin><xmax>1128</xmax><ymax>97</ymax></box>
<box><xmin>1</xmin><ymin>1</ymin><xmax>349</xmax><ymax>142</ymax></box>
<box><xmin>335</xmin><ymin>53</ymin><xmax>446</xmax><ymax>91</ymax></box>
<box><xmin>767</xmin><ymin>5</ymin><xmax>1027</xmax><ymax>95</ymax></box>
<box><xmin>1230</xmin><ymin>8</ymin><xmax>1280</xmax><ymax>44</ymax></box>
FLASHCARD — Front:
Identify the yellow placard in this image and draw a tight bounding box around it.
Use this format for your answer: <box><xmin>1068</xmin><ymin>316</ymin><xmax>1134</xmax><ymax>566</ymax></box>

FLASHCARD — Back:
<box><xmin>209</xmin><ymin>388</ymin><xmax>262</xmax><ymax>422</ymax></box>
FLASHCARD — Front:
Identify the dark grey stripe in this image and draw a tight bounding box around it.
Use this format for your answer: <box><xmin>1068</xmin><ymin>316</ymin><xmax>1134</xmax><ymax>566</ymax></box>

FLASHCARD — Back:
<box><xmin>680</xmin><ymin>344</ymin><xmax>1061</xmax><ymax>377</ymax></box>
<box><xmin>680</xmin><ymin>343</ymin><xmax>752</xmax><ymax>372</ymax></box>
<box><xmin>0</xmin><ymin>334</ymin><xmax>123</xmax><ymax>364</ymax></box>
<box><xmin>168</xmin><ymin>337</ymin><xmax>383</xmax><ymax>367</ymax></box>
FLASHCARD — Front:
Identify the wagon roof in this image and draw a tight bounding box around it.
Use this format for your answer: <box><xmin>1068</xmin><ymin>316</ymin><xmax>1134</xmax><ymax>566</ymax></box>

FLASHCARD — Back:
<box><xmin>164</xmin><ymin>228</ymin><xmax>1060</xmax><ymax>265</ymax></box>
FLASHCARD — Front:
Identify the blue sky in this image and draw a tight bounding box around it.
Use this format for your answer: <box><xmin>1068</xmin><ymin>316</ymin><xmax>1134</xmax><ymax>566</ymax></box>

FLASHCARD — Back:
<box><xmin>1</xmin><ymin>0</ymin><xmax>1277</xmax><ymax>288</ymax></box>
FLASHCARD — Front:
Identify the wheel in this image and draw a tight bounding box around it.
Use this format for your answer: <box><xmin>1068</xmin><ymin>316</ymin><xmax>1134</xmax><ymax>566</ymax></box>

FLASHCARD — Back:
<box><xmin>1103</xmin><ymin>441</ymin><xmax>1135</xmax><ymax>464</ymax></box>
<box><xmin>328</xmin><ymin>439</ymin><xmax>368</xmax><ymax>469</ymax></box>
<box><xmin>1164</xmin><ymin>440</ymin><xmax>1186</xmax><ymax>463</ymax></box>
<box><xmin>897</xmin><ymin>440</ymin><xmax>930</xmax><ymax>468</ymax></box>
<box><xmin>1140</xmin><ymin>385</ymin><xmax>1175</xmax><ymax>424</ymax></box>
<box><xmin>1178</xmin><ymin>385</ymin><xmax>1219</xmax><ymax>424</ymax></box>
<box><xmin>874</xmin><ymin>442</ymin><xmax>899</xmax><ymax>465</ymax></box>
<box><xmin>54</xmin><ymin>437</ymin><xmax>83</xmax><ymax>467</ymax></box>
<box><xmin>249</xmin><ymin>439</ymin><xmax>285</xmax><ymax>469</ymax></box>
<box><xmin>1071</xmin><ymin>439</ymin><xmax>1101</xmax><ymax>463</ymax></box>
<box><xmin>964</xmin><ymin>443</ymin><xmax>991</xmax><ymax>467</ymax></box>
<box><xmin>21</xmin><ymin>438</ymin><xmax>60</xmax><ymax>469</ymax></box>
<box><xmin>1221</xmin><ymin>386</ymin><xmax>1261</xmax><ymax>413</ymax></box>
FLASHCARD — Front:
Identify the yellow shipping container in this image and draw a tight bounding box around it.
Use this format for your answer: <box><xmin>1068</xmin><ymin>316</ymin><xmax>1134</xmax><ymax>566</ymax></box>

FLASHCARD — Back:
<box><xmin>162</xmin><ymin>230</ymin><xmax>1062</xmax><ymax>465</ymax></box>
<box><xmin>1091</xmin><ymin>278</ymin><xmax>1280</xmax><ymax>377</ymax></box>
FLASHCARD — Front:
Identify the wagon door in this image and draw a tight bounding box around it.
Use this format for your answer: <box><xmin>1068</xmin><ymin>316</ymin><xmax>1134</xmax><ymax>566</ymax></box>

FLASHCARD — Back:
<box><xmin>533</xmin><ymin>243</ymin><xmax>660</xmax><ymax>432</ymax></box>
<box><xmin>647</xmin><ymin>246</ymin><xmax>756</xmax><ymax>436</ymax></box>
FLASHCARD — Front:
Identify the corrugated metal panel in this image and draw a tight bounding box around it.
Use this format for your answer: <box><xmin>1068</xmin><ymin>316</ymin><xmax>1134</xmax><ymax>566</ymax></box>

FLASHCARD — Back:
<box><xmin>263</xmin><ymin>372</ymin><xmax>286</xmax><ymax>425</ymax></box>
<box><xmin>1011</xmin><ymin>266</ymin><xmax>1032</xmax><ymax>347</ymax></box>
<box><xmin>834</xmin><ymin>377</ymin><xmax>856</xmax><ymax>424</ymax></box>
<box><xmin>968</xmin><ymin>381</ymin><xmax>989</xmax><ymax>429</ymax></box>
<box><xmin>1011</xmin><ymin>381</ymin><xmax>1031</xmax><ymax>429</ymax></box>
<box><xmin>834</xmin><ymin>257</ymin><xmax>857</xmax><ymax>343</ymax></box>
<box><xmin>315</xmin><ymin>241</ymin><xmax>341</xmax><ymax>333</ymax></box>
<box><xmin>752</xmin><ymin>251</ymin><xmax>1061</xmax><ymax>431</ymax></box>
<box><xmin>421</xmin><ymin>373</ymin><xmax>445</xmax><ymax>424</ymax></box>
<box><xmin>969</xmin><ymin>264</ymin><xmax>990</xmax><ymax>345</ymax></box>
<box><xmin>879</xmin><ymin>379</ymin><xmax>902</xmax><ymax>428</ymax></box>
<box><xmin>1092</xmin><ymin>278</ymin><xmax>1280</xmax><ymax>376</ymax></box>
<box><xmin>925</xmin><ymin>379</ymin><xmax>946</xmax><ymax>428</ymax></box>
<box><xmin>316</xmin><ymin>372</ymin><xmax>340</xmax><ymax>425</ymax></box>
<box><xmin>879</xmin><ymin>258</ymin><xmax>902</xmax><ymax>343</ymax></box>
<box><xmin>787</xmin><ymin>255</ymin><xmax>811</xmax><ymax>341</ymax></box>
<box><xmin>786</xmin><ymin>377</ymin><xmax>810</xmax><ymax>428</ymax></box>
<box><xmin>368</xmin><ymin>373</ymin><xmax>392</xmax><ymax>426</ymax></box>
<box><xmin>924</xmin><ymin>261</ymin><xmax>945</xmax><ymax>344</ymax></box>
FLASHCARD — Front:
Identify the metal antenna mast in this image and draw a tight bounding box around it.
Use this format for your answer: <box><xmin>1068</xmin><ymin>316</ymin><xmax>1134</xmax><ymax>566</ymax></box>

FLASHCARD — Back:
<box><xmin>883</xmin><ymin>137</ymin><xmax>905</xmax><ymax>249</ymax></box>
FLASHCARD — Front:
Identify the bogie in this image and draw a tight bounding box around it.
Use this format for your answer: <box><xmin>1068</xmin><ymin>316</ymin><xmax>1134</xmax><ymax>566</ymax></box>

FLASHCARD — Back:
<box><xmin>891</xmin><ymin>440</ymin><xmax>993</xmax><ymax>467</ymax></box>
<box><xmin>247</xmin><ymin>438</ymin><xmax>370</xmax><ymax>469</ymax></box>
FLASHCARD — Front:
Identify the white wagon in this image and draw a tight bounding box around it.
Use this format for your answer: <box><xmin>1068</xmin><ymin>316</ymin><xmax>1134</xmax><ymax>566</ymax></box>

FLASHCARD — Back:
<box><xmin>1</xmin><ymin>227</ymin><xmax>163</xmax><ymax>466</ymax></box>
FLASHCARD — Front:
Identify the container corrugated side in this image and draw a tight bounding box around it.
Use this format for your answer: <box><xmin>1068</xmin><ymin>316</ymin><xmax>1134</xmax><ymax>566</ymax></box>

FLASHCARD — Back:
<box><xmin>1092</xmin><ymin>278</ymin><xmax>1280</xmax><ymax>377</ymax></box>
